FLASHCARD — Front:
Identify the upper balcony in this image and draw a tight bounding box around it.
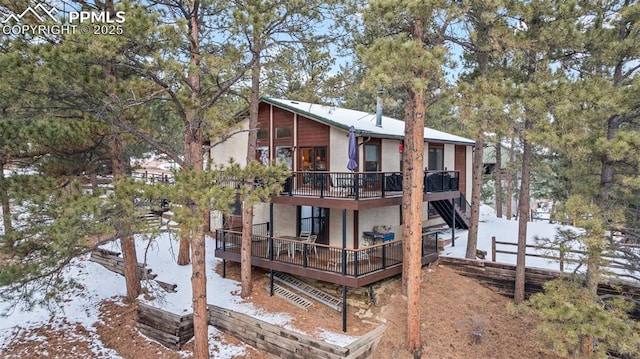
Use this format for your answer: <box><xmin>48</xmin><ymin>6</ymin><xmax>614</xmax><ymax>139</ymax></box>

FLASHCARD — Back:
<box><xmin>273</xmin><ymin>170</ymin><xmax>461</xmax><ymax>209</ymax></box>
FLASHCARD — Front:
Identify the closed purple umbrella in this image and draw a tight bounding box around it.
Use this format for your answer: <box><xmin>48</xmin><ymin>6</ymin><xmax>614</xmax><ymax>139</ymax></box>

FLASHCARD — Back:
<box><xmin>347</xmin><ymin>126</ymin><xmax>357</xmax><ymax>171</ymax></box>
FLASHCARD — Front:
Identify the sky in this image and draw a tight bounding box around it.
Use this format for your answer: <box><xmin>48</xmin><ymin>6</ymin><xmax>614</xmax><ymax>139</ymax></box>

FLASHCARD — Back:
<box><xmin>0</xmin><ymin>204</ymin><xmax>628</xmax><ymax>358</ymax></box>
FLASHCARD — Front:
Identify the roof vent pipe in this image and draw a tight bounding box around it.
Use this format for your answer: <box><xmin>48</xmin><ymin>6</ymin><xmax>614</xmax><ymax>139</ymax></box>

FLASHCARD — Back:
<box><xmin>376</xmin><ymin>89</ymin><xmax>383</xmax><ymax>127</ymax></box>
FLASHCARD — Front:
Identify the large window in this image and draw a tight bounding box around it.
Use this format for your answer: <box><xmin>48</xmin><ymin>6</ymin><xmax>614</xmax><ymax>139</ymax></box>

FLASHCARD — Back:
<box><xmin>364</xmin><ymin>144</ymin><xmax>379</xmax><ymax>172</ymax></box>
<box><xmin>428</xmin><ymin>146</ymin><xmax>444</xmax><ymax>170</ymax></box>
<box><xmin>300</xmin><ymin>147</ymin><xmax>327</xmax><ymax>171</ymax></box>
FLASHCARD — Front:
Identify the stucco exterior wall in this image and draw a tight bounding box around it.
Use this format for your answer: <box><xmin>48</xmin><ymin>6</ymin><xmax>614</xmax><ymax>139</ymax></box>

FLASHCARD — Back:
<box><xmin>210</xmin><ymin>119</ymin><xmax>249</xmax><ymax>167</ymax></box>
<box><xmin>444</xmin><ymin>144</ymin><xmax>455</xmax><ymax>171</ymax></box>
<box><xmin>271</xmin><ymin>204</ymin><xmax>297</xmax><ymax>237</ymax></box>
<box><xmin>358</xmin><ymin>207</ymin><xmax>401</xmax><ymax>244</ymax></box>
<box><xmin>327</xmin><ymin>209</ymin><xmax>355</xmax><ymax>247</ymax></box>
<box><xmin>381</xmin><ymin>139</ymin><xmax>401</xmax><ymax>172</ymax></box>
<box><xmin>253</xmin><ymin>203</ymin><xmax>270</xmax><ymax>224</ymax></box>
<box><xmin>329</xmin><ymin>127</ymin><xmax>349</xmax><ymax>172</ymax></box>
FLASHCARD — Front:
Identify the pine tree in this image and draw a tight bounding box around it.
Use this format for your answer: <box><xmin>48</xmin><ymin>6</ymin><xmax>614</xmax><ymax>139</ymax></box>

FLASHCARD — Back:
<box><xmin>529</xmin><ymin>0</ymin><xmax>640</xmax><ymax>355</ymax></box>
<box><xmin>225</xmin><ymin>0</ymin><xmax>351</xmax><ymax>298</ymax></box>
<box><xmin>358</xmin><ymin>0</ymin><xmax>454</xmax><ymax>354</ymax></box>
<box><xmin>450</xmin><ymin>0</ymin><xmax>512</xmax><ymax>260</ymax></box>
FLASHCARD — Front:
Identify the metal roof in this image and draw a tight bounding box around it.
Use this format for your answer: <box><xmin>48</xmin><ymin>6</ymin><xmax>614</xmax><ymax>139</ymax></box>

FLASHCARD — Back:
<box><xmin>262</xmin><ymin>97</ymin><xmax>475</xmax><ymax>145</ymax></box>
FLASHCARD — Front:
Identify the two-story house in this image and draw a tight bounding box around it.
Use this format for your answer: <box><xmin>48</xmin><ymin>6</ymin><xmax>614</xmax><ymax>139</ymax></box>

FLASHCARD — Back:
<box><xmin>210</xmin><ymin>97</ymin><xmax>474</xmax><ymax>316</ymax></box>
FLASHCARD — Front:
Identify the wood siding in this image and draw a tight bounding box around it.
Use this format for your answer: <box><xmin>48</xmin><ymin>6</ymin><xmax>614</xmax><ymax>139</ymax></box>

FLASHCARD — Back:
<box><xmin>272</xmin><ymin>106</ymin><xmax>294</xmax><ymax>148</ymax></box>
<box><xmin>257</xmin><ymin>102</ymin><xmax>271</xmax><ymax>148</ymax></box>
<box><xmin>455</xmin><ymin>145</ymin><xmax>467</xmax><ymax>195</ymax></box>
<box><xmin>297</xmin><ymin>115</ymin><xmax>330</xmax><ymax>147</ymax></box>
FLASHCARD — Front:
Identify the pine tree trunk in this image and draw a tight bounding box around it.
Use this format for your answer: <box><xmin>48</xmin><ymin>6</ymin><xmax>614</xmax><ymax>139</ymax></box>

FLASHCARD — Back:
<box><xmin>90</xmin><ymin>174</ymin><xmax>99</xmax><ymax>195</ymax></box>
<box><xmin>101</xmin><ymin>0</ymin><xmax>141</xmax><ymax>303</ymax></box>
<box><xmin>465</xmin><ymin>137</ymin><xmax>483</xmax><ymax>259</ymax></box>
<box><xmin>177</xmin><ymin>129</ymin><xmax>195</xmax><ymax>265</ymax></box>
<box><xmin>191</xmin><ymin>226</ymin><xmax>208</xmax><ymax>359</ymax></box>
<box><xmin>0</xmin><ymin>158</ymin><xmax>14</xmax><ymax>256</ymax></box>
<box><xmin>240</xmin><ymin>50</ymin><xmax>260</xmax><ymax>299</ymax></box>
<box><xmin>183</xmin><ymin>124</ymin><xmax>207</xmax><ymax>358</ymax></box>
<box><xmin>402</xmin><ymin>86</ymin><xmax>425</xmax><ymax>355</ymax></box>
<box><xmin>495</xmin><ymin>139</ymin><xmax>503</xmax><ymax>218</ymax></box>
<box><xmin>183</xmin><ymin>2</ymin><xmax>207</xmax><ymax>353</ymax></box>
<box><xmin>506</xmin><ymin>137</ymin><xmax>516</xmax><ymax>220</ymax></box>
<box><xmin>514</xmin><ymin>120</ymin><xmax>532</xmax><ymax>304</ymax></box>
<box><xmin>240</xmin><ymin>205</ymin><xmax>253</xmax><ymax>298</ymax></box>
<box><xmin>109</xmin><ymin>132</ymin><xmax>141</xmax><ymax>302</ymax></box>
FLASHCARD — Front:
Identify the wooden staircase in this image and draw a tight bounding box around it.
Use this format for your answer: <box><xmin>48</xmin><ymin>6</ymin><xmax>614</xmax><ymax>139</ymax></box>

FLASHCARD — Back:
<box><xmin>272</xmin><ymin>272</ymin><xmax>342</xmax><ymax>312</ymax></box>
<box><xmin>431</xmin><ymin>199</ymin><xmax>470</xmax><ymax>230</ymax></box>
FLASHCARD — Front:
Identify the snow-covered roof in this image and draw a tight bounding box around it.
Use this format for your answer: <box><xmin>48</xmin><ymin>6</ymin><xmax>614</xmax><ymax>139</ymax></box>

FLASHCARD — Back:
<box><xmin>263</xmin><ymin>97</ymin><xmax>475</xmax><ymax>145</ymax></box>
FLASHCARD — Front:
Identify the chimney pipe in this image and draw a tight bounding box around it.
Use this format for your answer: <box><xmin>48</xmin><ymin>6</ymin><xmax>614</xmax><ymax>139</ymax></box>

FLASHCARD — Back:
<box><xmin>376</xmin><ymin>89</ymin><xmax>383</xmax><ymax>127</ymax></box>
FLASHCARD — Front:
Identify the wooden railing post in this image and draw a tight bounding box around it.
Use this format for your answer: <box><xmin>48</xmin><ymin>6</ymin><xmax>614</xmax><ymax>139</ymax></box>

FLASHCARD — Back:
<box><xmin>559</xmin><ymin>249</ymin><xmax>564</xmax><ymax>272</ymax></box>
<box><xmin>491</xmin><ymin>236</ymin><xmax>496</xmax><ymax>262</ymax></box>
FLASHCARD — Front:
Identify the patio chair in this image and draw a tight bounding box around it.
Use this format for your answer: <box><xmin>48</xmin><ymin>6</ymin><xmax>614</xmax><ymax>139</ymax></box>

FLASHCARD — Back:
<box><xmin>272</xmin><ymin>237</ymin><xmax>289</xmax><ymax>260</ymax></box>
<box><xmin>327</xmin><ymin>249</ymin><xmax>370</xmax><ymax>271</ymax></box>
<box><xmin>294</xmin><ymin>234</ymin><xmax>318</xmax><ymax>258</ymax></box>
<box><xmin>331</xmin><ymin>174</ymin><xmax>354</xmax><ymax>196</ymax></box>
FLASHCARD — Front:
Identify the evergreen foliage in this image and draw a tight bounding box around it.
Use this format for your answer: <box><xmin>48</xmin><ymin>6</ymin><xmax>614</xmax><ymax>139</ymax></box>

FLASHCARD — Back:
<box><xmin>0</xmin><ymin>175</ymin><xmax>108</xmax><ymax>311</ymax></box>
<box><xmin>525</xmin><ymin>278</ymin><xmax>640</xmax><ymax>358</ymax></box>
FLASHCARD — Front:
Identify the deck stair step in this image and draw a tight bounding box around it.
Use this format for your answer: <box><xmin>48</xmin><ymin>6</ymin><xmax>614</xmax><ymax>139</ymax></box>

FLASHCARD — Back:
<box><xmin>140</xmin><ymin>212</ymin><xmax>162</xmax><ymax>227</ymax></box>
<box><xmin>273</xmin><ymin>272</ymin><xmax>342</xmax><ymax>312</ymax></box>
<box><xmin>266</xmin><ymin>284</ymin><xmax>313</xmax><ymax>310</ymax></box>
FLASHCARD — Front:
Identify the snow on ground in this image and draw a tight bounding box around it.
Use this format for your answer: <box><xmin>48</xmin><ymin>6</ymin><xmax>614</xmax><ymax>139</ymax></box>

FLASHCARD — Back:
<box><xmin>0</xmin><ymin>257</ymin><xmax>126</xmax><ymax>358</ymax></box>
<box><xmin>442</xmin><ymin>205</ymin><xmax>582</xmax><ymax>271</ymax></box>
<box><xmin>0</xmin><ymin>204</ymin><xmax>606</xmax><ymax>358</ymax></box>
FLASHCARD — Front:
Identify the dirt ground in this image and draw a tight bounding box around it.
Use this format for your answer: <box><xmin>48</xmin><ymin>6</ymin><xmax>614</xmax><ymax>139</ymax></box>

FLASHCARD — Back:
<box><xmin>0</xmin><ymin>263</ymin><xmax>560</xmax><ymax>359</ymax></box>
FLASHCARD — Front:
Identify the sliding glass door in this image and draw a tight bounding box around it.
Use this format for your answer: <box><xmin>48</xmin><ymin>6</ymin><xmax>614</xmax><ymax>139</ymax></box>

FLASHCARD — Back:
<box><xmin>299</xmin><ymin>206</ymin><xmax>328</xmax><ymax>244</ymax></box>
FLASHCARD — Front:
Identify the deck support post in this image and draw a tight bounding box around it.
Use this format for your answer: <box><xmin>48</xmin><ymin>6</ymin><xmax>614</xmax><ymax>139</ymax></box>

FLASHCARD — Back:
<box><xmin>451</xmin><ymin>198</ymin><xmax>456</xmax><ymax>247</ymax></box>
<box><xmin>342</xmin><ymin>209</ymin><xmax>347</xmax><ymax>275</ymax></box>
<box><xmin>342</xmin><ymin>285</ymin><xmax>348</xmax><ymax>332</ymax></box>
<box><xmin>341</xmin><ymin>209</ymin><xmax>348</xmax><ymax>332</ymax></box>
<box><xmin>268</xmin><ymin>203</ymin><xmax>274</xmax><ymax>260</ymax></box>
<box><xmin>269</xmin><ymin>270</ymin><xmax>274</xmax><ymax>296</ymax></box>
<box><xmin>222</xmin><ymin>259</ymin><xmax>227</xmax><ymax>278</ymax></box>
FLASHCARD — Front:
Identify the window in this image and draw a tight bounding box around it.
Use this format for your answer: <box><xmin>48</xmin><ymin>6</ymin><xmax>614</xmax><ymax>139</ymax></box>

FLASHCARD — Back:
<box><xmin>257</xmin><ymin>128</ymin><xmax>269</xmax><ymax>140</ymax></box>
<box><xmin>300</xmin><ymin>147</ymin><xmax>327</xmax><ymax>171</ymax></box>
<box><xmin>256</xmin><ymin>146</ymin><xmax>269</xmax><ymax>165</ymax></box>
<box><xmin>275</xmin><ymin>127</ymin><xmax>292</xmax><ymax>139</ymax></box>
<box><xmin>275</xmin><ymin>146</ymin><xmax>293</xmax><ymax>170</ymax></box>
<box><xmin>364</xmin><ymin>144</ymin><xmax>379</xmax><ymax>172</ymax></box>
<box><xmin>428</xmin><ymin>147</ymin><xmax>444</xmax><ymax>170</ymax></box>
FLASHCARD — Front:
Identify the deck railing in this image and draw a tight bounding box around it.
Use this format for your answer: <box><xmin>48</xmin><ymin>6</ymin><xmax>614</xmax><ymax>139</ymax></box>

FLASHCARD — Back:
<box><xmin>215</xmin><ymin>229</ymin><xmax>439</xmax><ymax>278</ymax></box>
<box><xmin>279</xmin><ymin>170</ymin><xmax>459</xmax><ymax>200</ymax></box>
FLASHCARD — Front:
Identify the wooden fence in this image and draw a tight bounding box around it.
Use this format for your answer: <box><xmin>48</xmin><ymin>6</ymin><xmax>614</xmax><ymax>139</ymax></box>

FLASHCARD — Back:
<box><xmin>136</xmin><ymin>303</ymin><xmax>386</xmax><ymax>358</ymax></box>
<box><xmin>490</xmin><ymin>237</ymin><xmax>639</xmax><ymax>281</ymax></box>
<box><xmin>439</xmin><ymin>256</ymin><xmax>640</xmax><ymax>299</ymax></box>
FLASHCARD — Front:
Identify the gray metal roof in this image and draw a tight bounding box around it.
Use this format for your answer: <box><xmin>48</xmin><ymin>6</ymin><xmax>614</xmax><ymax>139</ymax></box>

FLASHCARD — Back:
<box><xmin>263</xmin><ymin>97</ymin><xmax>474</xmax><ymax>145</ymax></box>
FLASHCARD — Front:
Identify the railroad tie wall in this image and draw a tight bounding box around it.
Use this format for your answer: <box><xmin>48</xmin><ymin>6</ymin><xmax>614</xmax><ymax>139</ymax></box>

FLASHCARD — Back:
<box><xmin>208</xmin><ymin>305</ymin><xmax>386</xmax><ymax>359</ymax></box>
<box><xmin>90</xmin><ymin>248</ymin><xmax>156</xmax><ymax>280</ymax></box>
<box><xmin>135</xmin><ymin>303</ymin><xmax>386</xmax><ymax>358</ymax></box>
<box><xmin>137</xmin><ymin>303</ymin><xmax>194</xmax><ymax>350</ymax></box>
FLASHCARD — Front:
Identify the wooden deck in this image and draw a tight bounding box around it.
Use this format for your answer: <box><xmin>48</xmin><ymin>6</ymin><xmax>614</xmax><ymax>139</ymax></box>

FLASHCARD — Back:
<box><xmin>214</xmin><ymin>231</ymin><xmax>439</xmax><ymax>288</ymax></box>
<box><xmin>272</xmin><ymin>170</ymin><xmax>462</xmax><ymax>210</ymax></box>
